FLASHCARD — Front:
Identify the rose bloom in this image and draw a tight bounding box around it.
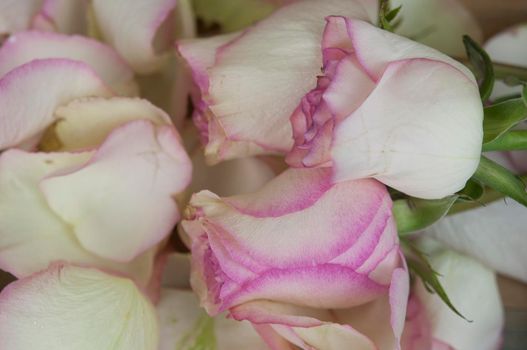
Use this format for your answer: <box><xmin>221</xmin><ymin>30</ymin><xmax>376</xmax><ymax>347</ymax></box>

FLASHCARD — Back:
<box><xmin>286</xmin><ymin>16</ymin><xmax>482</xmax><ymax>199</ymax></box>
<box><xmin>182</xmin><ymin>167</ymin><xmax>410</xmax><ymax>349</ymax></box>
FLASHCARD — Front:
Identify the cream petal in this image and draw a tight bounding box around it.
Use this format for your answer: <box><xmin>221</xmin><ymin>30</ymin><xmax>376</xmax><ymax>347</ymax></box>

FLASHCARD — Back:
<box><xmin>0</xmin><ymin>264</ymin><xmax>159</xmax><ymax>350</ymax></box>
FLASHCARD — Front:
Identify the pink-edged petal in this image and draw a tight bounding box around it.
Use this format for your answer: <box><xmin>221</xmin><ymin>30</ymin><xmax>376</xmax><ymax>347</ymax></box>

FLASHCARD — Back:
<box><xmin>335</xmin><ymin>17</ymin><xmax>474</xmax><ymax>82</ymax></box>
<box><xmin>0</xmin><ymin>263</ymin><xmax>159</xmax><ymax>350</ymax></box>
<box><xmin>414</xmin><ymin>240</ymin><xmax>504</xmax><ymax>350</ymax></box>
<box><xmin>0</xmin><ymin>59</ymin><xmax>112</xmax><ymax>150</ymax></box>
<box><xmin>92</xmin><ymin>0</ymin><xmax>184</xmax><ymax>74</ymax></box>
<box><xmin>53</xmin><ymin>96</ymin><xmax>171</xmax><ymax>151</ymax></box>
<box><xmin>0</xmin><ymin>31</ymin><xmax>137</xmax><ymax>95</ymax></box>
<box><xmin>189</xmin><ymin>169</ymin><xmax>392</xmax><ymax>269</ymax></box>
<box><xmin>0</xmin><ymin>0</ymin><xmax>42</xmax><ymax>34</ymax></box>
<box><xmin>425</xmin><ymin>199</ymin><xmax>527</xmax><ymax>283</ymax></box>
<box><xmin>485</xmin><ymin>23</ymin><xmax>527</xmax><ymax>98</ymax></box>
<box><xmin>332</xmin><ymin>58</ymin><xmax>482</xmax><ymax>199</ymax></box>
<box><xmin>231</xmin><ymin>301</ymin><xmax>377</xmax><ymax>350</ymax></box>
<box><xmin>393</xmin><ymin>0</ymin><xmax>483</xmax><ymax>56</ymax></box>
<box><xmin>32</xmin><ymin>0</ymin><xmax>88</xmax><ymax>34</ymax></box>
<box><xmin>158</xmin><ymin>289</ymin><xmax>269</xmax><ymax>350</ymax></box>
<box><xmin>41</xmin><ymin>120</ymin><xmax>191</xmax><ymax>262</ymax></box>
<box><xmin>180</xmin><ymin>0</ymin><xmax>378</xmax><ymax>163</ymax></box>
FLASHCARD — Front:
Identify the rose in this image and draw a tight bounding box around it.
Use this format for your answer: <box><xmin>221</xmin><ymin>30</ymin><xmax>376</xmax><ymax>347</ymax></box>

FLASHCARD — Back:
<box><xmin>286</xmin><ymin>17</ymin><xmax>483</xmax><ymax>199</ymax></box>
<box><xmin>177</xmin><ymin>0</ymin><xmax>378</xmax><ymax>163</ymax></box>
<box><xmin>402</xmin><ymin>239</ymin><xmax>504</xmax><ymax>350</ymax></box>
<box><xmin>0</xmin><ymin>96</ymin><xmax>192</xmax><ymax>285</ymax></box>
<box><xmin>182</xmin><ymin>167</ymin><xmax>410</xmax><ymax>349</ymax></box>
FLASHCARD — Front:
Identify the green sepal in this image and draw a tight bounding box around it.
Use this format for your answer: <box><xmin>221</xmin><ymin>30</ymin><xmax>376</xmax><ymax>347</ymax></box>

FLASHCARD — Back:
<box><xmin>463</xmin><ymin>35</ymin><xmax>494</xmax><ymax>101</ymax></box>
<box><xmin>378</xmin><ymin>0</ymin><xmax>401</xmax><ymax>32</ymax></box>
<box><xmin>472</xmin><ymin>156</ymin><xmax>527</xmax><ymax>207</ymax></box>
<box><xmin>393</xmin><ymin>196</ymin><xmax>458</xmax><ymax>236</ymax></box>
<box><xmin>483</xmin><ymin>98</ymin><xmax>527</xmax><ymax>143</ymax></box>
<box><xmin>402</xmin><ymin>240</ymin><xmax>469</xmax><ymax>321</ymax></box>
<box><xmin>456</xmin><ymin>179</ymin><xmax>484</xmax><ymax>202</ymax></box>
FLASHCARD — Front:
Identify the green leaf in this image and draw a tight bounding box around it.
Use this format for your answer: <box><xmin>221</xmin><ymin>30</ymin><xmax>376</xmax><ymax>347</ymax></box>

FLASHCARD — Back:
<box><xmin>393</xmin><ymin>196</ymin><xmax>458</xmax><ymax>236</ymax></box>
<box><xmin>402</xmin><ymin>241</ymin><xmax>469</xmax><ymax>320</ymax></box>
<box><xmin>483</xmin><ymin>98</ymin><xmax>527</xmax><ymax>143</ymax></box>
<box><xmin>378</xmin><ymin>0</ymin><xmax>401</xmax><ymax>32</ymax></box>
<box><xmin>523</xmin><ymin>84</ymin><xmax>527</xmax><ymax>106</ymax></box>
<box><xmin>463</xmin><ymin>35</ymin><xmax>494</xmax><ymax>101</ymax></box>
<box><xmin>472</xmin><ymin>156</ymin><xmax>527</xmax><ymax>206</ymax></box>
<box><xmin>482</xmin><ymin>130</ymin><xmax>527</xmax><ymax>151</ymax></box>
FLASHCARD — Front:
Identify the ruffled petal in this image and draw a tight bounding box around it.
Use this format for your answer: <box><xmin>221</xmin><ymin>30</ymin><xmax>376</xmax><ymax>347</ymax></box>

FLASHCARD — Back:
<box><xmin>178</xmin><ymin>0</ymin><xmax>378</xmax><ymax>163</ymax></box>
<box><xmin>0</xmin><ymin>263</ymin><xmax>159</xmax><ymax>350</ymax></box>
<box><xmin>41</xmin><ymin>120</ymin><xmax>192</xmax><ymax>262</ymax></box>
<box><xmin>0</xmin><ymin>59</ymin><xmax>112</xmax><ymax>150</ymax></box>
<box><xmin>0</xmin><ymin>30</ymin><xmax>137</xmax><ymax>95</ymax></box>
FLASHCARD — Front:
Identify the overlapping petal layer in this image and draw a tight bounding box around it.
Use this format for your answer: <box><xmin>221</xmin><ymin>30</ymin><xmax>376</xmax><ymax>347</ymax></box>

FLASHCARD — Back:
<box><xmin>178</xmin><ymin>0</ymin><xmax>378</xmax><ymax>163</ymax></box>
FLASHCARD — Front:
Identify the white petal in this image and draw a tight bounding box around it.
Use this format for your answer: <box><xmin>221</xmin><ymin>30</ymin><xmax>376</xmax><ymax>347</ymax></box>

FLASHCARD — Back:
<box><xmin>41</xmin><ymin>120</ymin><xmax>192</xmax><ymax>262</ymax></box>
<box><xmin>0</xmin><ymin>0</ymin><xmax>42</xmax><ymax>34</ymax></box>
<box><xmin>415</xmin><ymin>241</ymin><xmax>504</xmax><ymax>350</ymax></box>
<box><xmin>0</xmin><ymin>264</ymin><xmax>159</xmax><ymax>350</ymax></box>
<box><xmin>32</xmin><ymin>0</ymin><xmax>88</xmax><ymax>35</ymax></box>
<box><xmin>485</xmin><ymin>23</ymin><xmax>527</xmax><ymax>98</ymax></box>
<box><xmin>92</xmin><ymin>0</ymin><xmax>184</xmax><ymax>73</ymax></box>
<box><xmin>425</xmin><ymin>199</ymin><xmax>527</xmax><ymax>283</ymax></box>
<box><xmin>0</xmin><ymin>149</ymin><xmax>157</xmax><ymax>285</ymax></box>
<box><xmin>53</xmin><ymin>96</ymin><xmax>171</xmax><ymax>151</ymax></box>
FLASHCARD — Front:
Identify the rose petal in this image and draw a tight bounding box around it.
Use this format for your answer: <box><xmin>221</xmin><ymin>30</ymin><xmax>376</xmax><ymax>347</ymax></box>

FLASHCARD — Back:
<box><xmin>0</xmin><ymin>149</ymin><xmax>157</xmax><ymax>285</ymax></box>
<box><xmin>53</xmin><ymin>96</ymin><xmax>171</xmax><ymax>151</ymax></box>
<box><xmin>425</xmin><ymin>199</ymin><xmax>527</xmax><ymax>283</ymax></box>
<box><xmin>0</xmin><ymin>31</ymin><xmax>137</xmax><ymax>95</ymax></box>
<box><xmin>485</xmin><ymin>23</ymin><xmax>527</xmax><ymax>98</ymax></box>
<box><xmin>92</xmin><ymin>0</ymin><xmax>180</xmax><ymax>73</ymax></box>
<box><xmin>41</xmin><ymin>120</ymin><xmax>192</xmax><ymax>262</ymax></box>
<box><xmin>0</xmin><ymin>263</ymin><xmax>159</xmax><ymax>350</ymax></box>
<box><xmin>0</xmin><ymin>0</ymin><xmax>42</xmax><ymax>35</ymax></box>
<box><xmin>0</xmin><ymin>59</ymin><xmax>112</xmax><ymax>150</ymax></box>
<box><xmin>32</xmin><ymin>0</ymin><xmax>88</xmax><ymax>34</ymax></box>
<box><xmin>332</xmin><ymin>57</ymin><xmax>482</xmax><ymax>199</ymax></box>
<box><xmin>414</xmin><ymin>240</ymin><xmax>504</xmax><ymax>350</ymax></box>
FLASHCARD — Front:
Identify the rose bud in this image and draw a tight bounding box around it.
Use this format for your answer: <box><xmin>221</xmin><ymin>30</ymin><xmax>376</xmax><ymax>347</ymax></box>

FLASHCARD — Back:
<box><xmin>177</xmin><ymin>0</ymin><xmax>378</xmax><ymax>163</ymax></box>
<box><xmin>182</xmin><ymin>167</ymin><xmax>409</xmax><ymax>348</ymax></box>
<box><xmin>287</xmin><ymin>17</ymin><xmax>483</xmax><ymax>199</ymax></box>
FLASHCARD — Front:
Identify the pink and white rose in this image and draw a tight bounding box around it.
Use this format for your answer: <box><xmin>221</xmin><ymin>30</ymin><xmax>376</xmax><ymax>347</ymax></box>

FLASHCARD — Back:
<box><xmin>177</xmin><ymin>0</ymin><xmax>378</xmax><ymax>163</ymax></box>
<box><xmin>182</xmin><ymin>167</ymin><xmax>409</xmax><ymax>349</ymax></box>
<box><xmin>287</xmin><ymin>17</ymin><xmax>483</xmax><ymax>199</ymax></box>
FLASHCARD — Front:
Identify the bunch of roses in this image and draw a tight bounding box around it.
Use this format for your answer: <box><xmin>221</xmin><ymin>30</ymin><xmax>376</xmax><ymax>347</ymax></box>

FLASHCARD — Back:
<box><xmin>0</xmin><ymin>0</ymin><xmax>521</xmax><ymax>349</ymax></box>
